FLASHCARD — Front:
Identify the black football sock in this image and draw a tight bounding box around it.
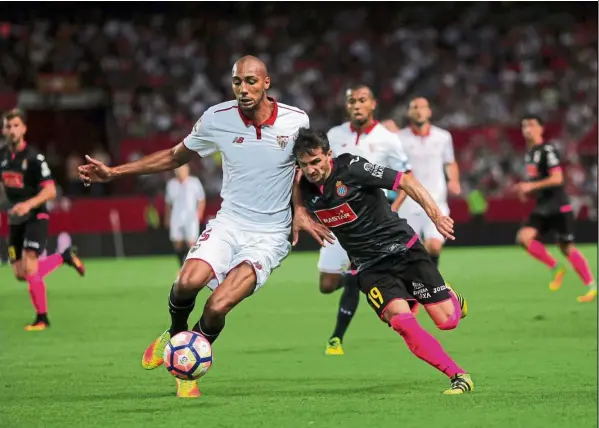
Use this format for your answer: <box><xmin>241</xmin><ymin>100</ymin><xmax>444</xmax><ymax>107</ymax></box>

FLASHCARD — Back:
<box><xmin>176</xmin><ymin>248</ymin><xmax>188</xmax><ymax>267</ymax></box>
<box><xmin>331</xmin><ymin>274</ymin><xmax>360</xmax><ymax>342</ymax></box>
<box><xmin>430</xmin><ymin>255</ymin><xmax>440</xmax><ymax>267</ymax></box>
<box><xmin>36</xmin><ymin>313</ymin><xmax>49</xmax><ymax>324</ymax></box>
<box><xmin>193</xmin><ymin>315</ymin><xmax>224</xmax><ymax>345</ymax></box>
<box><xmin>168</xmin><ymin>284</ymin><xmax>196</xmax><ymax>336</ymax></box>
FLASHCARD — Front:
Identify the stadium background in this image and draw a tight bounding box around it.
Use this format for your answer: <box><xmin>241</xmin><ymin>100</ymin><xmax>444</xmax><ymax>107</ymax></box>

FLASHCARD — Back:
<box><xmin>0</xmin><ymin>2</ymin><xmax>597</xmax><ymax>257</ymax></box>
<box><xmin>0</xmin><ymin>3</ymin><xmax>597</xmax><ymax>428</ymax></box>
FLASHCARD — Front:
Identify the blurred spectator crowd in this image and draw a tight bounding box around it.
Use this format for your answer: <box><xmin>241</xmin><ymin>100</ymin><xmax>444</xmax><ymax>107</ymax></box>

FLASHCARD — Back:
<box><xmin>0</xmin><ymin>2</ymin><xmax>596</xmax><ymax>212</ymax></box>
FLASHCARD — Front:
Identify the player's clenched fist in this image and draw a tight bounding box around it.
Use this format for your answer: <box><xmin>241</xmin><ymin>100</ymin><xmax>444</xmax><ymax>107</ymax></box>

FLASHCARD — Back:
<box><xmin>78</xmin><ymin>155</ymin><xmax>114</xmax><ymax>185</ymax></box>
<box><xmin>433</xmin><ymin>215</ymin><xmax>455</xmax><ymax>241</ymax></box>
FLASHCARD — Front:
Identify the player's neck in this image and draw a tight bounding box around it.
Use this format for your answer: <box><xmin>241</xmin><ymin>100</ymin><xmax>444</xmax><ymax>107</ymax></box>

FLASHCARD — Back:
<box><xmin>8</xmin><ymin>139</ymin><xmax>26</xmax><ymax>153</ymax></box>
<box><xmin>243</xmin><ymin>96</ymin><xmax>274</xmax><ymax>125</ymax></box>
<box><xmin>527</xmin><ymin>138</ymin><xmax>544</xmax><ymax>147</ymax></box>
<box><xmin>351</xmin><ymin>118</ymin><xmax>377</xmax><ymax>134</ymax></box>
<box><xmin>410</xmin><ymin>122</ymin><xmax>430</xmax><ymax>136</ymax></box>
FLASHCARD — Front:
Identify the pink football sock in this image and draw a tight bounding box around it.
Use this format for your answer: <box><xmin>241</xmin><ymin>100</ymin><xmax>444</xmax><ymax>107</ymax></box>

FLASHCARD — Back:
<box><xmin>526</xmin><ymin>240</ymin><xmax>557</xmax><ymax>269</ymax></box>
<box><xmin>390</xmin><ymin>313</ymin><xmax>465</xmax><ymax>378</ymax></box>
<box><xmin>38</xmin><ymin>253</ymin><xmax>64</xmax><ymax>278</ymax></box>
<box><xmin>25</xmin><ymin>273</ymin><xmax>48</xmax><ymax>315</ymax></box>
<box><xmin>567</xmin><ymin>248</ymin><xmax>594</xmax><ymax>286</ymax></box>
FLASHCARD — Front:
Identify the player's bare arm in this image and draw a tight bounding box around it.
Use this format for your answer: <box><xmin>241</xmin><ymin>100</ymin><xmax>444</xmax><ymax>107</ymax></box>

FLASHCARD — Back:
<box><xmin>292</xmin><ymin>169</ymin><xmax>334</xmax><ymax>247</ymax></box>
<box><xmin>390</xmin><ymin>171</ymin><xmax>412</xmax><ymax>212</ymax></box>
<box><xmin>445</xmin><ymin>161</ymin><xmax>461</xmax><ymax>196</ymax></box>
<box><xmin>398</xmin><ymin>173</ymin><xmax>455</xmax><ymax>240</ymax></box>
<box><xmin>78</xmin><ymin>142</ymin><xmax>194</xmax><ymax>184</ymax></box>
<box><xmin>197</xmin><ymin>198</ymin><xmax>206</xmax><ymax>223</ymax></box>
<box><xmin>515</xmin><ymin>168</ymin><xmax>563</xmax><ymax>197</ymax></box>
<box><xmin>10</xmin><ymin>181</ymin><xmax>57</xmax><ymax>217</ymax></box>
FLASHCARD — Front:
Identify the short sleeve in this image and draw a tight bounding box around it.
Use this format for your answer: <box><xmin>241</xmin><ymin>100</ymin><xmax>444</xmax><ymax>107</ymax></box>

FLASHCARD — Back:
<box><xmin>544</xmin><ymin>144</ymin><xmax>561</xmax><ymax>169</ymax></box>
<box><xmin>442</xmin><ymin>132</ymin><xmax>455</xmax><ymax>164</ymax></box>
<box><xmin>183</xmin><ymin>112</ymin><xmax>218</xmax><ymax>157</ymax></box>
<box><xmin>346</xmin><ymin>155</ymin><xmax>403</xmax><ymax>191</ymax></box>
<box><xmin>384</xmin><ymin>134</ymin><xmax>412</xmax><ymax>172</ymax></box>
<box><xmin>31</xmin><ymin>153</ymin><xmax>53</xmax><ymax>185</ymax></box>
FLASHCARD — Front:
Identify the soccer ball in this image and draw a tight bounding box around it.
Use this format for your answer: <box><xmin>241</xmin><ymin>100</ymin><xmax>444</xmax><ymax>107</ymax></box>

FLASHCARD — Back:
<box><xmin>164</xmin><ymin>331</ymin><xmax>213</xmax><ymax>380</ymax></box>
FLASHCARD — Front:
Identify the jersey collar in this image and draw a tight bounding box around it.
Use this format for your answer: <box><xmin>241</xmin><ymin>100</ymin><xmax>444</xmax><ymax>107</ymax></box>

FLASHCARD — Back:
<box><xmin>350</xmin><ymin>120</ymin><xmax>378</xmax><ymax>135</ymax></box>
<box><xmin>237</xmin><ymin>97</ymin><xmax>278</xmax><ymax>127</ymax></box>
<box><xmin>410</xmin><ymin>123</ymin><xmax>431</xmax><ymax>136</ymax></box>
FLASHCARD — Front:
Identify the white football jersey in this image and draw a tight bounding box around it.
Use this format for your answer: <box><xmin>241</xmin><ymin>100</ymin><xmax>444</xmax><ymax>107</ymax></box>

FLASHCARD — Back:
<box><xmin>326</xmin><ymin>121</ymin><xmax>411</xmax><ymax>172</ymax></box>
<box><xmin>396</xmin><ymin>125</ymin><xmax>455</xmax><ymax>213</ymax></box>
<box><xmin>165</xmin><ymin>176</ymin><xmax>205</xmax><ymax>221</ymax></box>
<box><xmin>183</xmin><ymin>99</ymin><xmax>309</xmax><ymax>232</ymax></box>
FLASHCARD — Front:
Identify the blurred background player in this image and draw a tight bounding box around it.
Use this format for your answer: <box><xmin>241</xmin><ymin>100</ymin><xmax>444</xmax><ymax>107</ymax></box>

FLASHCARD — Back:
<box><xmin>319</xmin><ymin>85</ymin><xmax>412</xmax><ymax>355</ymax></box>
<box><xmin>513</xmin><ymin>116</ymin><xmax>596</xmax><ymax>302</ymax></box>
<box><xmin>384</xmin><ymin>97</ymin><xmax>461</xmax><ymax>268</ymax></box>
<box><xmin>165</xmin><ymin>164</ymin><xmax>206</xmax><ymax>266</ymax></box>
<box><xmin>0</xmin><ymin>108</ymin><xmax>85</xmax><ymax>331</ymax></box>
<box><xmin>78</xmin><ymin>56</ymin><xmax>331</xmax><ymax>398</ymax></box>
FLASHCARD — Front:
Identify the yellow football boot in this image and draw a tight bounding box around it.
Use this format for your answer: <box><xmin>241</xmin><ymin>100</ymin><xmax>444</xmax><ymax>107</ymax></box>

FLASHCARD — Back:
<box><xmin>325</xmin><ymin>337</ymin><xmax>344</xmax><ymax>355</ymax></box>
<box><xmin>549</xmin><ymin>264</ymin><xmax>566</xmax><ymax>291</ymax></box>
<box><xmin>176</xmin><ymin>379</ymin><xmax>201</xmax><ymax>398</ymax></box>
<box><xmin>141</xmin><ymin>330</ymin><xmax>171</xmax><ymax>369</ymax></box>
<box><xmin>577</xmin><ymin>283</ymin><xmax>597</xmax><ymax>303</ymax></box>
<box><xmin>443</xmin><ymin>373</ymin><xmax>474</xmax><ymax>395</ymax></box>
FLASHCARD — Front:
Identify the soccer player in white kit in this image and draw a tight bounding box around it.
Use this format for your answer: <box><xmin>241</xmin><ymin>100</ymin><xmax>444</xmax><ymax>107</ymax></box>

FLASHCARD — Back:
<box><xmin>384</xmin><ymin>97</ymin><xmax>461</xmax><ymax>267</ymax></box>
<box><xmin>78</xmin><ymin>56</ymin><xmax>332</xmax><ymax>398</ymax></box>
<box><xmin>320</xmin><ymin>85</ymin><xmax>412</xmax><ymax>356</ymax></box>
<box><xmin>165</xmin><ymin>164</ymin><xmax>206</xmax><ymax>266</ymax></box>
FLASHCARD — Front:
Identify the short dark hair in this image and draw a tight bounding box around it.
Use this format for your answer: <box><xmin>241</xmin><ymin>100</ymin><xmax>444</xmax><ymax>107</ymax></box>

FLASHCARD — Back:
<box><xmin>521</xmin><ymin>115</ymin><xmax>544</xmax><ymax>126</ymax></box>
<box><xmin>2</xmin><ymin>108</ymin><xmax>26</xmax><ymax>124</ymax></box>
<box><xmin>345</xmin><ymin>84</ymin><xmax>375</xmax><ymax>100</ymax></box>
<box><xmin>293</xmin><ymin>127</ymin><xmax>330</xmax><ymax>158</ymax></box>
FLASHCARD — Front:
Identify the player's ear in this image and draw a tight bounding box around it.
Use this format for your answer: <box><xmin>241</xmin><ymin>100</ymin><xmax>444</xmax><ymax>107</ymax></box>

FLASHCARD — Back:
<box><xmin>264</xmin><ymin>76</ymin><xmax>270</xmax><ymax>90</ymax></box>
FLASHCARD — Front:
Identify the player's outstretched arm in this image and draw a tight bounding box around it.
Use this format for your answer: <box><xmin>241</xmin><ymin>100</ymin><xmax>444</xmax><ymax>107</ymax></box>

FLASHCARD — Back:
<box><xmin>398</xmin><ymin>173</ymin><xmax>455</xmax><ymax>241</ymax></box>
<box><xmin>78</xmin><ymin>143</ymin><xmax>194</xmax><ymax>184</ymax></box>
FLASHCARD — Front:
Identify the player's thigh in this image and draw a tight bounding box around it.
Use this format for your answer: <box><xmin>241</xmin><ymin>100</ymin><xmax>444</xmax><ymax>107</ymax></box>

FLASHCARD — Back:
<box><xmin>554</xmin><ymin>212</ymin><xmax>575</xmax><ymax>245</ymax></box>
<box><xmin>517</xmin><ymin>215</ymin><xmax>543</xmax><ymax>244</ymax></box>
<box><xmin>317</xmin><ymin>237</ymin><xmax>350</xmax><ymax>275</ymax></box>
<box><xmin>357</xmin><ymin>269</ymin><xmax>416</xmax><ymax>322</ymax></box>
<box><xmin>229</xmin><ymin>230</ymin><xmax>292</xmax><ymax>292</ymax></box>
<box><xmin>8</xmin><ymin>223</ymin><xmax>25</xmax><ymax>266</ymax></box>
<box><xmin>319</xmin><ymin>272</ymin><xmax>343</xmax><ymax>294</ymax></box>
<box><xmin>402</xmin><ymin>245</ymin><xmax>452</xmax><ymax>312</ymax></box>
<box><xmin>20</xmin><ymin>219</ymin><xmax>48</xmax><ymax>274</ymax></box>
<box><xmin>185</xmin><ymin>219</ymin><xmax>236</xmax><ymax>288</ymax></box>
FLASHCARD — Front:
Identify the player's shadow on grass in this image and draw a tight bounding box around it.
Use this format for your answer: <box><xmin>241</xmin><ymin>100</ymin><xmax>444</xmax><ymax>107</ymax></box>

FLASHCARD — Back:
<box><xmin>242</xmin><ymin>347</ymin><xmax>295</xmax><ymax>354</ymax></box>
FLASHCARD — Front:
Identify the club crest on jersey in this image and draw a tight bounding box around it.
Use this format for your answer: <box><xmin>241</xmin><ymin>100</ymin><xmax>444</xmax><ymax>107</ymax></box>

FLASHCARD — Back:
<box><xmin>336</xmin><ymin>181</ymin><xmax>348</xmax><ymax>197</ymax></box>
<box><xmin>277</xmin><ymin>135</ymin><xmax>289</xmax><ymax>149</ymax></box>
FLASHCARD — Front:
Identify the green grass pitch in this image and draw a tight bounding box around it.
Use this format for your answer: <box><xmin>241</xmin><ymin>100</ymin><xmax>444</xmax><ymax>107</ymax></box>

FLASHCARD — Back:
<box><xmin>0</xmin><ymin>245</ymin><xmax>597</xmax><ymax>428</ymax></box>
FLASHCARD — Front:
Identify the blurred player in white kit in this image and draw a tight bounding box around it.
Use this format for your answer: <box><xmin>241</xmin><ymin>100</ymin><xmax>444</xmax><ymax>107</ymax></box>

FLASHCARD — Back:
<box><xmin>319</xmin><ymin>84</ymin><xmax>412</xmax><ymax>356</ymax></box>
<box><xmin>78</xmin><ymin>55</ymin><xmax>331</xmax><ymax>399</ymax></box>
<box><xmin>165</xmin><ymin>164</ymin><xmax>206</xmax><ymax>266</ymax></box>
<box><xmin>383</xmin><ymin>97</ymin><xmax>461</xmax><ymax>268</ymax></box>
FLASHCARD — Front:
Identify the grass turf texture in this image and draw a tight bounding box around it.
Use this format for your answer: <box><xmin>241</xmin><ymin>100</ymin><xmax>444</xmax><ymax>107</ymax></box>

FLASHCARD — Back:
<box><xmin>0</xmin><ymin>246</ymin><xmax>597</xmax><ymax>428</ymax></box>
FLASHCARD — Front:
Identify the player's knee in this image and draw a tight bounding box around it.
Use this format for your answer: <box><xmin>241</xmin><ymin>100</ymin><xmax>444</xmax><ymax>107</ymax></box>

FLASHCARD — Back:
<box><xmin>319</xmin><ymin>273</ymin><xmax>341</xmax><ymax>294</ymax></box>
<box><xmin>516</xmin><ymin>228</ymin><xmax>536</xmax><ymax>247</ymax></box>
<box><xmin>14</xmin><ymin>273</ymin><xmax>27</xmax><ymax>282</ymax></box>
<box><xmin>435</xmin><ymin>315</ymin><xmax>459</xmax><ymax>330</ymax></box>
<box><xmin>425</xmin><ymin>240</ymin><xmax>442</xmax><ymax>256</ymax></box>
<box><xmin>176</xmin><ymin>262</ymin><xmax>212</xmax><ymax>294</ymax></box>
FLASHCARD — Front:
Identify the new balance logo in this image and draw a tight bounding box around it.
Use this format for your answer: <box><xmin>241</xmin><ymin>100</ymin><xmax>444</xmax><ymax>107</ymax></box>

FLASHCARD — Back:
<box><xmin>233</xmin><ymin>137</ymin><xmax>245</xmax><ymax>144</ymax></box>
